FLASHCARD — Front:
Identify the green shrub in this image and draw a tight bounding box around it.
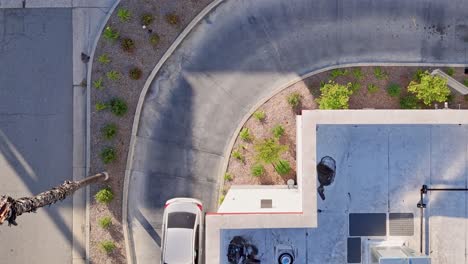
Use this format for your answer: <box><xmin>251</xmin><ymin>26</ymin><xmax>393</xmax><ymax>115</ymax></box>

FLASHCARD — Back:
<box><xmin>316</xmin><ymin>81</ymin><xmax>353</xmax><ymax>109</ymax></box>
<box><xmin>413</xmin><ymin>69</ymin><xmax>425</xmax><ymax>82</ymax></box>
<box><xmin>330</xmin><ymin>69</ymin><xmax>348</xmax><ymax>79</ymax></box>
<box><xmin>387</xmin><ymin>83</ymin><xmax>401</xmax><ymax>97</ymax></box>
<box><xmin>141</xmin><ymin>13</ymin><xmax>154</xmax><ymax>26</ymax></box>
<box><xmin>99</xmin><ymin>240</ymin><xmax>116</xmax><ymax>254</ymax></box>
<box><xmin>219</xmin><ymin>194</ymin><xmax>225</xmax><ymax>204</ymax></box>
<box><xmin>239</xmin><ymin>128</ymin><xmax>251</xmax><ymax>141</ymax></box>
<box><xmin>463</xmin><ymin>79</ymin><xmax>468</xmax><ymax>87</ymax></box>
<box><xmin>251</xmin><ymin>164</ymin><xmax>265</xmax><ymax>177</ymax></box>
<box><xmin>103</xmin><ymin>26</ymin><xmax>119</xmax><ymax>41</ymax></box>
<box><xmin>407</xmin><ymin>71</ymin><xmax>450</xmax><ymax>105</ymax></box>
<box><xmin>101</xmin><ymin>123</ymin><xmax>118</xmax><ymax>140</ymax></box>
<box><xmin>98</xmin><ymin>54</ymin><xmax>111</xmax><ymax>64</ymax></box>
<box><xmin>95</xmin><ymin>102</ymin><xmax>108</xmax><ymax>111</ymax></box>
<box><xmin>93</xmin><ymin>77</ymin><xmax>104</xmax><ymax>90</ymax></box>
<box><xmin>166</xmin><ymin>13</ymin><xmax>180</xmax><ymax>25</ymax></box>
<box><xmin>274</xmin><ymin>159</ymin><xmax>291</xmax><ymax>175</ymax></box>
<box><xmin>117</xmin><ymin>8</ymin><xmax>131</xmax><ymax>22</ymax></box>
<box><xmin>367</xmin><ymin>84</ymin><xmax>379</xmax><ymax>94</ymax></box>
<box><xmin>349</xmin><ymin>82</ymin><xmax>361</xmax><ymax>93</ymax></box>
<box><xmin>446</xmin><ymin>67</ymin><xmax>455</xmax><ymax>76</ymax></box>
<box><xmin>373</xmin><ymin>67</ymin><xmax>388</xmax><ymax>80</ymax></box>
<box><xmin>106</xmin><ymin>70</ymin><xmax>121</xmax><ymax>81</ymax></box>
<box><xmin>150</xmin><ymin>33</ymin><xmax>160</xmax><ymax>46</ymax></box>
<box><xmin>109</xmin><ymin>98</ymin><xmax>128</xmax><ymax>116</ymax></box>
<box><xmin>254</xmin><ymin>138</ymin><xmax>287</xmax><ymax>164</ymax></box>
<box><xmin>232</xmin><ymin>150</ymin><xmax>243</xmax><ymax>161</ymax></box>
<box><xmin>224</xmin><ymin>173</ymin><xmax>233</xmax><ymax>181</ymax></box>
<box><xmin>253</xmin><ymin>110</ymin><xmax>266</xmax><ymax>122</ymax></box>
<box><xmin>121</xmin><ymin>38</ymin><xmax>135</xmax><ymax>52</ymax></box>
<box><xmin>287</xmin><ymin>93</ymin><xmax>302</xmax><ymax>109</ymax></box>
<box><xmin>100</xmin><ymin>147</ymin><xmax>117</xmax><ymax>164</ymax></box>
<box><xmin>352</xmin><ymin>68</ymin><xmax>363</xmax><ymax>80</ymax></box>
<box><xmin>95</xmin><ymin>187</ymin><xmax>114</xmax><ymax>203</ymax></box>
<box><xmin>98</xmin><ymin>216</ymin><xmax>112</xmax><ymax>229</ymax></box>
<box><xmin>272</xmin><ymin>125</ymin><xmax>285</xmax><ymax>138</ymax></box>
<box><xmin>129</xmin><ymin>67</ymin><xmax>142</xmax><ymax>80</ymax></box>
<box><xmin>400</xmin><ymin>95</ymin><xmax>419</xmax><ymax>109</ymax></box>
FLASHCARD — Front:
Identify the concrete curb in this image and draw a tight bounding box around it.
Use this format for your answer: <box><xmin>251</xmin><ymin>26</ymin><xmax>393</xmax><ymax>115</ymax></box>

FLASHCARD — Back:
<box><xmin>84</xmin><ymin>0</ymin><xmax>121</xmax><ymax>263</ymax></box>
<box><xmin>216</xmin><ymin>62</ymin><xmax>468</xmax><ymax>206</ymax></box>
<box><xmin>121</xmin><ymin>1</ymin><xmax>226</xmax><ymax>263</ymax></box>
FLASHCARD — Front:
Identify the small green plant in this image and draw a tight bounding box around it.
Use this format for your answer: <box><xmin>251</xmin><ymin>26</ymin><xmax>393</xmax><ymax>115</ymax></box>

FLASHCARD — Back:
<box><xmin>93</xmin><ymin>77</ymin><xmax>103</xmax><ymax>90</ymax></box>
<box><xmin>373</xmin><ymin>67</ymin><xmax>388</xmax><ymax>80</ymax></box>
<box><xmin>103</xmin><ymin>26</ymin><xmax>119</xmax><ymax>41</ymax></box>
<box><xmin>254</xmin><ymin>138</ymin><xmax>287</xmax><ymax>165</ymax></box>
<box><xmin>463</xmin><ymin>79</ymin><xmax>468</xmax><ymax>87</ymax></box>
<box><xmin>272</xmin><ymin>125</ymin><xmax>285</xmax><ymax>138</ymax></box>
<box><xmin>352</xmin><ymin>68</ymin><xmax>363</xmax><ymax>80</ymax></box>
<box><xmin>117</xmin><ymin>8</ymin><xmax>131</xmax><ymax>22</ymax></box>
<box><xmin>98</xmin><ymin>54</ymin><xmax>111</xmax><ymax>64</ymax></box>
<box><xmin>251</xmin><ymin>163</ymin><xmax>265</xmax><ymax>177</ymax></box>
<box><xmin>367</xmin><ymin>84</ymin><xmax>379</xmax><ymax>94</ymax></box>
<box><xmin>330</xmin><ymin>69</ymin><xmax>348</xmax><ymax>79</ymax></box>
<box><xmin>413</xmin><ymin>69</ymin><xmax>425</xmax><ymax>82</ymax></box>
<box><xmin>465</xmin><ymin>94</ymin><xmax>468</xmax><ymax>102</ymax></box>
<box><xmin>100</xmin><ymin>147</ymin><xmax>117</xmax><ymax>164</ymax></box>
<box><xmin>316</xmin><ymin>81</ymin><xmax>353</xmax><ymax>109</ymax></box>
<box><xmin>232</xmin><ymin>150</ymin><xmax>243</xmax><ymax>161</ymax></box>
<box><xmin>287</xmin><ymin>92</ymin><xmax>302</xmax><ymax>109</ymax></box>
<box><xmin>219</xmin><ymin>194</ymin><xmax>225</xmax><ymax>204</ymax></box>
<box><xmin>95</xmin><ymin>187</ymin><xmax>114</xmax><ymax>203</ymax></box>
<box><xmin>121</xmin><ymin>38</ymin><xmax>135</xmax><ymax>52</ymax></box>
<box><xmin>129</xmin><ymin>67</ymin><xmax>142</xmax><ymax>80</ymax></box>
<box><xmin>349</xmin><ymin>82</ymin><xmax>361</xmax><ymax>93</ymax></box>
<box><xmin>274</xmin><ymin>159</ymin><xmax>291</xmax><ymax>175</ymax></box>
<box><xmin>141</xmin><ymin>13</ymin><xmax>154</xmax><ymax>26</ymax></box>
<box><xmin>166</xmin><ymin>13</ymin><xmax>180</xmax><ymax>25</ymax></box>
<box><xmin>98</xmin><ymin>216</ymin><xmax>112</xmax><ymax>229</ymax></box>
<box><xmin>109</xmin><ymin>98</ymin><xmax>128</xmax><ymax>116</ymax></box>
<box><xmin>407</xmin><ymin>71</ymin><xmax>450</xmax><ymax>105</ymax></box>
<box><xmin>150</xmin><ymin>33</ymin><xmax>160</xmax><ymax>46</ymax></box>
<box><xmin>400</xmin><ymin>95</ymin><xmax>419</xmax><ymax>109</ymax></box>
<box><xmin>446</xmin><ymin>67</ymin><xmax>455</xmax><ymax>76</ymax></box>
<box><xmin>106</xmin><ymin>70</ymin><xmax>121</xmax><ymax>81</ymax></box>
<box><xmin>253</xmin><ymin>110</ymin><xmax>266</xmax><ymax>122</ymax></box>
<box><xmin>239</xmin><ymin>128</ymin><xmax>252</xmax><ymax>141</ymax></box>
<box><xmin>101</xmin><ymin>123</ymin><xmax>118</xmax><ymax>140</ymax></box>
<box><xmin>95</xmin><ymin>102</ymin><xmax>108</xmax><ymax>111</ymax></box>
<box><xmin>99</xmin><ymin>240</ymin><xmax>116</xmax><ymax>254</ymax></box>
<box><xmin>387</xmin><ymin>83</ymin><xmax>401</xmax><ymax>97</ymax></box>
<box><xmin>224</xmin><ymin>173</ymin><xmax>233</xmax><ymax>181</ymax></box>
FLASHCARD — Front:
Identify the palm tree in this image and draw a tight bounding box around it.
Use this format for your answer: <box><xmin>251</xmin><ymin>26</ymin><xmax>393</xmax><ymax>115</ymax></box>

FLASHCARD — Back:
<box><xmin>0</xmin><ymin>172</ymin><xmax>109</xmax><ymax>226</ymax></box>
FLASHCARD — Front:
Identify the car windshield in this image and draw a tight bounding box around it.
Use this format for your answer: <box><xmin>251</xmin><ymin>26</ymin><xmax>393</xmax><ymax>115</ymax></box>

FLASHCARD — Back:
<box><xmin>167</xmin><ymin>212</ymin><xmax>196</xmax><ymax>229</ymax></box>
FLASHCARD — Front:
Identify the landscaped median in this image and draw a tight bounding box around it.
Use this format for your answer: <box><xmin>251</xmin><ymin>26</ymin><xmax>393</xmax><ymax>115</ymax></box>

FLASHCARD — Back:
<box><xmin>222</xmin><ymin>66</ymin><xmax>468</xmax><ymax>203</ymax></box>
<box><xmin>88</xmin><ymin>0</ymin><xmax>212</xmax><ymax>262</ymax></box>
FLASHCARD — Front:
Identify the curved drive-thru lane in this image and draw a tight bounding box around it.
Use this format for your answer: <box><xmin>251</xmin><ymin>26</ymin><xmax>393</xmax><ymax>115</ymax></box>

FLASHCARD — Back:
<box><xmin>125</xmin><ymin>0</ymin><xmax>468</xmax><ymax>262</ymax></box>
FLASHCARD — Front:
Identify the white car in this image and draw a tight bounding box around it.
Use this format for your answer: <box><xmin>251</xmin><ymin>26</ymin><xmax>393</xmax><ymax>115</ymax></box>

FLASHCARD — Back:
<box><xmin>161</xmin><ymin>198</ymin><xmax>204</xmax><ymax>264</ymax></box>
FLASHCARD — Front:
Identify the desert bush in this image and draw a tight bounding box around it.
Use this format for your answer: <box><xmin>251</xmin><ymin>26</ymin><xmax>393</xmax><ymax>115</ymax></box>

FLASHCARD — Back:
<box><xmin>93</xmin><ymin>77</ymin><xmax>103</xmax><ymax>90</ymax></box>
<box><xmin>103</xmin><ymin>26</ymin><xmax>119</xmax><ymax>41</ymax></box>
<box><xmin>446</xmin><ymin>67</ymin><xmax>455</xmax><ymax>76</ymax></box>
<box><xmin>101</xmin><ymin>123</ymin><xmax>118</xmax><ymax>140</ymax></box>
<box><xmin>95</xmin><ymin>187</ymin><xmax>114</xmax><ymax>203</ymax></box>
<box><xmin>275</xmin><ymin>159</ymin><xmax>291</xmax><ymax>175</ymax></box>
<box><xmin>224</xmin><ymin>173</ymin><xmax>233</xmax><ymax>181</ymax></box>
<box><xmin>272</xmin><ymin>125</ymin><xmax>285</xmax><ymax>139</ymax></box>
<box><xmin>166</xmin><ymin>13</ymin><xmax>179</xmax><ymax>25</ymax></box>
<box><xmin>141</xmin><ymin>13</ymin><xmax>154</xmax><ymax>26</ymax></box>
<box><xmin>251</xmin><ymin>164</ymin><xmax>265</xmax><ymax>177</ymax></box>
<box><xmin>287</xmin><ymin>93</ymin><xmax>302</xmax><ymax>109</ymax></box>
<box><xmin>98</xmin><ymin>54</ymin><xmax>111</xmax><ymax>64</ymax></box>
<box><xmin>373</xmin><ymin>67</ymin><xmax>388</xmax><ymax>80</ymax></box>
<box><xmin>98</xmin><ymin>216</ymin><xmax>112</xmax><ymax>229</ymax></box>
<box><xmin>100</xmin><ymin>147</ymin><xmax>117</xmax><ymax>164</ymax></box>
<box><xmin>109</xmin><ymin>98</ymin><xmax>128</xmax><ymax>116</ymax></box>
<box><xmin>106</xmin><ymin>70</ymin><xmax>121</xmax><ymax>81</ymax></box>
<box><xmin>253</xmin><ymin>110</ymin><xmax>265</xmax><ymax>122</ymax></box>
<box><xmin>239</xmin><ymin>128</ymin><xmax>251</xmax><ymax>141</ymax></box>
<box><xmin>254</xmin><ymin>138</ymin><xmax>287</xmax><ymax>165</ymax></box>
<box><xmin>464</xmin><ymin>79</ymin><xmax>468</xmax><ymax>87</ymax></box>
<box><xmin>413</xmin><ymin>69</ymin><xmax>425</xmax><ymax>82</ymax></box>
<box><xmin>121</xmin><ymin>38</ymin><xmax>135</xmax><ymax>52</ymax></box>
<box><xmin>407</xmin><ymin>71</ymin><xmax>450</xmax><ymax>105</ymax></box>
<box><xmin>316</xmin><ymin>81</ymin><xmax>352</xmax><ymax>109</ymax></box>
<box><xmin>387</xmin><ymin>83</ymin><xmax>401</xmax><ymax>97</ymax></box>
<box><xmin>117</xmin><ymin>8</ymin><xmax>131</xmax><ymax>22</ymax></box>
<box><xmin>400</xmin><ymin>95</ymin><xmax>419</xmax><ymax>109</ymax></box>
<box><xmin>349</xmin><ymin>82</ymin><xmax>361</xmax><ymax>93</ymax></box>
<box><xmin>150</xmin><ymin>33</ymin><xmax>160</xmax><ymax>46</ymax></box>
<box><xmin>330</xmin><ymin>69</ymin><xmax>348</xmax><ymax>79</ymax></box>
<box><xmin>219</xmin><ymin>194</ymin><xmax>225</xmax><ymax>204</ymax></box>
<box><xmin>352</xmin><ymin>68</ymin><xmax>363</xmax><ymax>80</ymax></box>
<box><xmin>232</xmin><ymin>150</ymin><xmax>243</xmax><ymax>161</ymax></box>
<box><xmin>129</xmin><ymin>67</ymin><xmax>142</xmax><ymax>80</ymax></box>
<box><xmin>99</xmin><ymin>240</ymin><xmax>116</xmax><ymax>254</ymax></box>
<box><xmin>95</xmin><ymin>102</ymin><xmax>108</xmax><ymax>111</ymax></box>
<box><xmin>367</xmin><ymin>84</ymin><xmax>379</xmax><ymax>94</ymax></box>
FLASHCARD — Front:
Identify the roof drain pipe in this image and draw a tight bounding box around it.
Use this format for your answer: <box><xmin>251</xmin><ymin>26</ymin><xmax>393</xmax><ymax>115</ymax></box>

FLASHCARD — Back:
<box><xmin>417</xmin><ymin>185</ymin><xmax>468</xmax><ymax>254</ymax></box>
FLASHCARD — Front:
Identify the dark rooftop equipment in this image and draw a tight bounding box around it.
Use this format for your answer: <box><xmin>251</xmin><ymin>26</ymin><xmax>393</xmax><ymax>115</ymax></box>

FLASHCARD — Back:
<box><xmin>349</xmin><ymin>213</ymin><xmax>386</xmax><ymax>236</ymax></box>
<box><xmin>347</xmin><ymin>237</ymin><xmax>361</xmax><ymax>263</ymax></box>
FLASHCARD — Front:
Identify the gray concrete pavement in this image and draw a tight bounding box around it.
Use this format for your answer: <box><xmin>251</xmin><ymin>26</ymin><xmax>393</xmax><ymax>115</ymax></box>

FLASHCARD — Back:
<box><xmin>0</xmin><ymin>8</ymin><xmax>74</xmax><ymax>264</ymax></box>
<box><xmin>125</xmin><ymin>0</ymin><xmax>468</xmax><ymax>263</ymax></box>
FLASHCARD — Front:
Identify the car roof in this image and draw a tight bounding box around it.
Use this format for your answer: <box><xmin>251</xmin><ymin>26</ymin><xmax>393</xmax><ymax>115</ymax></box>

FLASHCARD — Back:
<box><xmin>164</xmin><ymin>228</ymin><xmax>194</xmax><ymax>264</ymax></box>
